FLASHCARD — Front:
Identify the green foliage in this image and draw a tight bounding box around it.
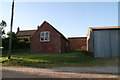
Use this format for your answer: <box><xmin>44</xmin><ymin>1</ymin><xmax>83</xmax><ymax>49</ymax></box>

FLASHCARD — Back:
<box><xmin>7</xmin><ymin>32</ymin><xmax>16</xmax><ymax>38</ymax></box>
<box><xmin>2</xmin><ymin>31</ymin><xmax>18</xmax><ymax>49</ymax></box>
<box><xmin>23</xmin><ymin>38</ymin><xmax>29</xmax><ymax>42</ymax></box>
<box><xmin>0</xmin><ymin>20</ymin><xmax>7</xmax><ymax>38</ymax></box>
<box><xmin>2</xmin><ymin>38</ymin><xmax>10</xmax><ymax>49</ymax></box>
<box><xmin>17</xmin><ymin>39</ymin><xmax>30</xmax><ymax>49</ymax></box>
<box><xmin>0</xmin><ymin>20</ymin><xmax>7</xmax><ymax>30</ymax></box>
<box><xmin>1</xmin><ymin>49</ymin><xmax>118</xmax><ymax>68</ymax></box>
<box><xmin>18</xmin><ymin>40</ymin><xmax>25</xmax><ymax>43</ymax></box>
<box><xmin>2</xmin><ymin>32</ymin><xmax>30</xmax><ymax>50</ymax></box>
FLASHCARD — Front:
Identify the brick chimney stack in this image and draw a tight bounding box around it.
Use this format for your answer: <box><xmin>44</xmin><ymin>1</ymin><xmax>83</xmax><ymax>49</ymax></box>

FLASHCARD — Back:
<box><xmin>17</xmin><ymin>27</ymin><xmax>20</xmax><ymax>32</ymax></box>
<box><xmin>37</xmin><ymin>25</ymin><xmax>39</xmax><ymax>29</ymax></box>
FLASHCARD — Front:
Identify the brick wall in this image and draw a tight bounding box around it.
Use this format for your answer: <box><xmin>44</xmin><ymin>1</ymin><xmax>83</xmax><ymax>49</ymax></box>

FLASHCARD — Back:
<box><xmin>68</xmin><ymin>37</ymin><xmax>87</xmax><ymax>50</ymax></box>
<box><xmin>30</xmin><ymin>21</ymin><xmax>69</xmax><ymax>53</ymax></box>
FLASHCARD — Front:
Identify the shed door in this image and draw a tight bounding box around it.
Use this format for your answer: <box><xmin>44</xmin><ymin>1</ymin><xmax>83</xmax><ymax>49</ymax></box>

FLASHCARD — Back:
<box><xmin>94</xmin><ymin>30</ymin><xmax>110</xmax><ymax>57</ymax></box>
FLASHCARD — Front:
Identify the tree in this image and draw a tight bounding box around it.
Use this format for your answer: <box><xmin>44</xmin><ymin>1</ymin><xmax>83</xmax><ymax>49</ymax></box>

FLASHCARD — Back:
<box><xmin>7</xmin><ymin>32</ymin><xmax>16</xmax><ymax>38</ymax></box>
<box><xmin>0</xmin><ymin>20</ymin><xmax>7</xmax><ymax>50</ymax></box>
<box><xmin>0</xmin><ymin>20</ymin><xmax>7</xmax><ymax>37</ymax></box>
<box><xmin>0</xmin><ymin>20</ymin><xmax>7</xmax><ymax>31</ymax></box>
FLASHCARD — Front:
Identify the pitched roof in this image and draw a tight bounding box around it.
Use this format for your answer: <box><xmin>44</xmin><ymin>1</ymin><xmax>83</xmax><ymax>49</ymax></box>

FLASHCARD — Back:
<box><xmin>40</xmin><ymin>21</ymin><xmax>68</xmax><ymax>41</ymax></box>
<box><xmin>16</xmin><ymin>30</ymin><xmax>36</xmax><ymax>36</ymax></box>
<box><xmin>68</xmin><ymin>37</ymin><xmax>87</xmax><ymax>39</ymax></box>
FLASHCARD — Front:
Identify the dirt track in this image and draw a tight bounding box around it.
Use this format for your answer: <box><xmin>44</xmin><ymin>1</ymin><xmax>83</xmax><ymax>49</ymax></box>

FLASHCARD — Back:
<box><xmin>2</xmin><ymin>66</ymin><xmax>119</xmax><ymax>78</ymax></box>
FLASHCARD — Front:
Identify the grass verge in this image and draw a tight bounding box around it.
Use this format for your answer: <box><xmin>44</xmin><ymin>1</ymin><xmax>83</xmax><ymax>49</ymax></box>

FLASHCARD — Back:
<box><xmin>1</xmin><ymin>49</ymin><xmax>118</xmax><ymax>68</ymax></box>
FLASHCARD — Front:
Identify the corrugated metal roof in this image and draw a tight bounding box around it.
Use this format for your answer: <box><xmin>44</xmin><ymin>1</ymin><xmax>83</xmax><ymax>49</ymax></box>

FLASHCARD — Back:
<box><xmin>89</xmin><ymin>26</ymin><xmax>120</xmax><ymax>30</ymax></box>
<box><xmin>87</xmin><ymin>26</ymin><xmax>120</xmax><ymax>40</ymax></box>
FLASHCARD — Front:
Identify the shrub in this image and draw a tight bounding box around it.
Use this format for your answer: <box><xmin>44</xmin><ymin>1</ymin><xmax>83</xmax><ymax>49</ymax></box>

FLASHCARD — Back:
<box><xmin>2</xmin><ymin>38</ymin><xmax>30</xmax><ymax>50</ymax></box>
<box><xmin>23</xmin><ymin>38</ymin><xmax>29</xmax><ymax>42</ymax></box>
<box><xmin>17</xmin><ymin>40</ymin><xmax>30</xmax><ymax>49</ymax></box>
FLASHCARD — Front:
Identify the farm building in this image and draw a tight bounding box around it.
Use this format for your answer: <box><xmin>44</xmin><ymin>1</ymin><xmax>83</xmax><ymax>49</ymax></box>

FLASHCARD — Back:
<box><xmin>30</xmin><ymin>21</ymin><xmax>69</xmax><ymax>53</ymax></box>
<box><xmin>16</xmin><ymin>27</ymin><xmax>36</xmax><ymax>41</ymax></box>
<box><xmin>68</xmin><ymin>37</ymin><xmax>87</xmax><ymax>50</ymax></box>
<box><xmin>87</xmin><ymin>26</ymin><xmax>120</xmax><ymax>57</ymax></box>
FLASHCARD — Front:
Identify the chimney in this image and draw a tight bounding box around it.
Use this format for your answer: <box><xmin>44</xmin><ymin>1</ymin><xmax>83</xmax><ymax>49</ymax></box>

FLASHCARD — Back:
<box><xmin>37</xmin><ymin>25</ymin><xmax>39</xmax><ymax>29</ymax></box>
<box><xmin>17</xmin><ymin>27</ymin><xmax>20</xmax><ymax>32</ymax></box>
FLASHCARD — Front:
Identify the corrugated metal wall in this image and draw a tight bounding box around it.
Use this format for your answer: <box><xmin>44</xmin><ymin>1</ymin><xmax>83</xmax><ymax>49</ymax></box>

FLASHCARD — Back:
<box><xmin>93</xmin><ymin>30</ymin><xmax>119</xmax><ymax>57</ymax></box>
<box><xmin>110</xmin><ymin>30</ymin><xmax>118</xmax><ymax>57</ymax></box>
<box><xmin>87</xmin><ymin>31</ymin><xmax>94</xmax><ymax>56</ymax></box>
<box><xmin>94</xmin><ymin>30</ymin><xmax>110</xmax><ymax>57</ymax></box>
<box><xmin>119</xmin><ymin>30</ymin><xmax>120</xmax><ymax>57</ymax></box>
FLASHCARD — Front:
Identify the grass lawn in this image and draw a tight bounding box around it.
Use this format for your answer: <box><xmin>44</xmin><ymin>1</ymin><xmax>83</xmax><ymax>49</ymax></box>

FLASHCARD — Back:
<box><xmin>1</xmin><ymin>49</ymin><xmax>118</xmax><ymax>68</ymax></box>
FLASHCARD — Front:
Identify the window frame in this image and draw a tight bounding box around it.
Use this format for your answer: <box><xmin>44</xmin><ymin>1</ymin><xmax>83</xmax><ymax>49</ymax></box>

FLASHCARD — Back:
<box><xmin>40</xmin><ymin>31</ymin><xmax>50</xmax><ymax>42</ymax></box>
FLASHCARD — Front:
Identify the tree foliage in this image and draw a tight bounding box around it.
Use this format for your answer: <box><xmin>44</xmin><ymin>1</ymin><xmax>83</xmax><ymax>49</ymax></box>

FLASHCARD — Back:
<box><xmin>0</xmin><ymin>20</ymin><xmax>7</xmax><ymax>31</ymax></box>
<box><xmin>0</xmin><ymin>20</ymin><xmax>7</xmax><ymax>38</ymax></box>
<box><xmin>2</xmin><ymin>32</ymin><xmax>30</xmax><ymax>50</ymax></box>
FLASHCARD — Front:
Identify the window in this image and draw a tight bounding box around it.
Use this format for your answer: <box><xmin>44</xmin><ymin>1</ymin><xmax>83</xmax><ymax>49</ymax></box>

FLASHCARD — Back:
<box><xmin>40</xmin><ymin>31</ymin><xmax>50</xmax><ymax>42</ymax></box>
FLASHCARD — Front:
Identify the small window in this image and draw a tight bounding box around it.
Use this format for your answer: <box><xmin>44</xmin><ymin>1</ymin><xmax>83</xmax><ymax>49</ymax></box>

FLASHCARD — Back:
<box><xmin>40</xmin><ymin>31</ymin><xmax>50</xmax><ymax>42</ymax></box>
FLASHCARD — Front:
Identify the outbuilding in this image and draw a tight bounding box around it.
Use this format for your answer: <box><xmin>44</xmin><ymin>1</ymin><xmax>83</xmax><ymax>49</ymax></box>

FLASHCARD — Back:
<box><xmin>87</xmin><ymin>26</ymin><xmax>120</xmax><ymax>57</ymax></box>
<box><xmin>68</xmin><ymin>37</ymin><xmax>87</xmax><ymax>50</ymax></box>
<box><xmin>16</xmin><ymin>29</ymin><xmax>36</xmax><ymax>41</ymax></box>
<box><xmin>30</xmin><ymin>21</ymin><xmax>69</xmax><ymax>53</ymax></box>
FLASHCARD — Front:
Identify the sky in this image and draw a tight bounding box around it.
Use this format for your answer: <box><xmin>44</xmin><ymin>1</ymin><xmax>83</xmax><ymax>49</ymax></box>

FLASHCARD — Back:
<box><xmin>0</xmin><ymin>1</ymin><xmax>118</xmax><ymax>38</ymax></box>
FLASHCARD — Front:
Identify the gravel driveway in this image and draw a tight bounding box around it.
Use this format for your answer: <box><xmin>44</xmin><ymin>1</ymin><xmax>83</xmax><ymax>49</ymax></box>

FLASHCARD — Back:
<box><xmin>50</xmin><ymin>66</ymin><xmax>118</xmax><ymax>75</ymax></box>
<box><xmin>2</xmin><ymin>66</ymin><xmax>119</xmax><ymax>78</ymax></box>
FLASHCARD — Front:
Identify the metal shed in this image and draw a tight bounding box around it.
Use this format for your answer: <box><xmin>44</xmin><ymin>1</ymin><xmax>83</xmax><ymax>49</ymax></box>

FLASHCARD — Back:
<box><xmin>87</xmin><ymin>26</ymin><xmax>120</xmax><ymax>57</ymax></box>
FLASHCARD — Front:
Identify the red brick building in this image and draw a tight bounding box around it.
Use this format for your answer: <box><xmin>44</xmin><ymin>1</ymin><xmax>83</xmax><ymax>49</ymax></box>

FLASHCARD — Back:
<box><xmin>68</xmin><ymin>37</ymin><xmax>87</xmax><ymax>50</ymax></box>
<box><xmin>16</xmin><ymin>27</ymin><xmax>36</xmax><ymax>41</ymax></box>
<box><xmin>30</xmin><ymin>21</ymin><xmax>69</xmax><ymax>53</ymax></box>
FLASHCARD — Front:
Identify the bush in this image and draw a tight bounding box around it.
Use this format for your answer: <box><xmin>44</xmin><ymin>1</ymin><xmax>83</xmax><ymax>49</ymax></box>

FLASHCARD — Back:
<box><xmin>18</xmin><ymin>40</ymin><xmax>25</xmax><ymax>43</ymax></box>
<box><xmin>23</xmin><ymin>38</ymin><xmax>29</xmax><ymax>42</ymax></box>
<box><xmin>2</xmin><ymin>32</ymin><xmax>30</xmax><ymax>50</ymax></box>
<box><xmin>17</xmin><ymin>40</ymin><xmax>30</xmax><ymax>49</ymax></box>
<box><xmin>2</xmin><ymin>38</ymin><xmax>10</xmax><ymax>49</ymax></box>
<box><xmin>2</xmin><ymin>38</ymin><xmax>30</xmax><ymax>50</ymax></box>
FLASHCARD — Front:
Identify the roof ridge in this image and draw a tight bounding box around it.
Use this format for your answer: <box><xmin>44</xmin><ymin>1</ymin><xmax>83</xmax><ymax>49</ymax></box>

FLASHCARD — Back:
<box><xmin>19</xmin><ymin>30</ymin><xmax>37</xmax><ymax>32</ymax></box>
<box><xmin>68</xmin><ymin>37</ymin><xmax>87</xmax><ymax>39</ymax></box>
<box><xmin>41</xmin><ymin>21</ymin><xmax>68</xmax><ymax>40</ymax></box>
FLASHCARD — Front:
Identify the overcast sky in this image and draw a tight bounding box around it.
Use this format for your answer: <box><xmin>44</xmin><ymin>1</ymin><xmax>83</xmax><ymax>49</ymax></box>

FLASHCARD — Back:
<box><xmin>1</xmin><ymin>1</ymin><xmax>118</xmax><ymax>37</ymax></box>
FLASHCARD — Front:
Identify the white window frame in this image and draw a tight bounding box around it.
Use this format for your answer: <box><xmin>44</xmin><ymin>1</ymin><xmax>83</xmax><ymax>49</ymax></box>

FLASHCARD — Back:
<box><xmin>40</xmin><ymin>31</ymin><xmax>50</xmax><ymax>42</ymax></box>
